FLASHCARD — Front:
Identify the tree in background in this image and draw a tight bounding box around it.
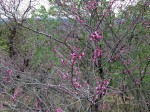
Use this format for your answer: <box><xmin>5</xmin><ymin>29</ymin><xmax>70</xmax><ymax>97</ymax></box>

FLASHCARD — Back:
<box><xmin>0</xmin><ymin>0</ymin><xmax>37</xmax><ymax>71</ymax></box>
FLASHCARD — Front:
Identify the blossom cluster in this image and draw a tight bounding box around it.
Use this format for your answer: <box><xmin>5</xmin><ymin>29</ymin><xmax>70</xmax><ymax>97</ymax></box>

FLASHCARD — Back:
<box><xmin>93</xmin><ymin>48</ymin><xmax>102</xmax><ymax>64</ymax></box>
<box><xmin>10</xmin><ymin>88</ymin><xmax>22</xmax><ymax>102</ymax></box>
<box><xmin>94</xmin><ymin>48</ymin><xmax>102</xmax><ymax>59</ymax></box>
<box><xmin>73</xmin><ymin>78</ymin><xmax>82</xmax><ymax>88</ymax></box>
<box><xmin>56</xmin><ymin>108</ymin><xmax>63</xmax><ymax>112</ymax></box>
<box><xmin>71</xmin><ymin>52</ymin><xmax>85</xmax><ymax>64</ymax></box>
<box><xmin>4</xmin><ymin>69</ymin><xmax>13</xmax><ymax>83</ymax></box>
<box><xmin>76</xmin><ymin>16</ymin><xmax>85</xmax><ymax>24</ymax></box>
<box><xmin>90</xmin><ymin>31</ymin><xmax>103</xmax><ymax>42</ymax></box>
<box><xmin>35</xmin><ymin>98</ymin><xmax>42</xmax><ymax>110</ymax></box>
<box><xmin>85</xmin><ymin>0</ymin><xmax>98</xmax><ymax>10</ymax></box>
<box><xmin>96</xmin><ymin>79</ymin><xmax>110</xmax><ymax>94</ymax></box>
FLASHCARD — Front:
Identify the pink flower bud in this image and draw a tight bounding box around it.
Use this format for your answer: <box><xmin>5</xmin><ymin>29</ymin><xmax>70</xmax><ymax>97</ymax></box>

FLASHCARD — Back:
<box><xmin>90</xmin><ymin>31</ymin><xmax>103</xmax><ymax>42</ymax></box>
<box><xmin>61</xmin><ymin>59</ymin><xmax>66</xmax><ymax>65</ymax></box>
<box><xmin>6</xmin><ymin>69</ymin><xmax>13</xmax><ymax>76</ymax></box>
<box><xmin>81</xmin><ymin>52</ymin><xmax>85</xmax><ymax>56</ymax></box>
<box><xmin>56</xmin><ymin>108</ymin><xmax>63</xmax><ymax>112</ymax></box>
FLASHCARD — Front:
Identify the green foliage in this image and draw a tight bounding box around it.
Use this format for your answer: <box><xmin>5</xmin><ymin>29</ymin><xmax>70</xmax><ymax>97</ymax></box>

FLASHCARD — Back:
<box><xmin>0</xmin><ymin>38</ymin><xmax>8</xmax><ymax>51</ymax></box>
<box><xmin>32</xmin><ymin>5</ymin><xmax>48</xmax><ymax>21</ymax></box>
<box><xmin>0</xmin><ymin>25</ymin><xmax>9</xmax><ymax>53</ymax></box>
<box><xmin>48</xmin><ymin>5</ymin><xmax>58</xmax><ymax>16</ymax></box>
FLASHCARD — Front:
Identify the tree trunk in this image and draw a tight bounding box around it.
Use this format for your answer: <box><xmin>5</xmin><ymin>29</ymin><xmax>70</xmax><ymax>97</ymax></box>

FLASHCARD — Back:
<box><xmin>90</xmin><ymin>100</ymin><xmax>101</xmax><ymax>112</ymax></box>
<box><xmin>8</xmin><ymin>27</ymin><xmax>16</xmax><ymax>58</ymax></box>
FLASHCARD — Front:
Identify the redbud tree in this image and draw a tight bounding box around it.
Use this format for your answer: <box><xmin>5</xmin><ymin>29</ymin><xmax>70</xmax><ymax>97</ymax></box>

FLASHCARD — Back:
<box><xmin>0</xmin><ymin>0</ymin><xmax>150</xmax><ymax>112</ymax></box>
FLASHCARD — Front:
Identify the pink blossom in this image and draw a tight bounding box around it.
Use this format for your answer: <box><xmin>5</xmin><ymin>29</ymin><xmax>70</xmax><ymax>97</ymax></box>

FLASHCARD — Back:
<box><xmin>4</xmin><ymin>77</ymin><xmax>12</xmax><ymax>83</ymax></box>
<box><xmin>96</xmin><ymin>84</ymin><xmax>105</xmax><ymax>94</ymax></box>
<box><xmin>6</xmin><ymin>69</ymin><xmax>13</xmax><ymax>76</ymax></box>
<box><xmin>85</xmin><ymin>1</ymin><xmax>97</xmax><ymax>10</ymax></box>
<box><xmin>61</xmin><ymin>59</ymin><xmax>66</xmax><ymax>65</ymax></box>
<box><xmin>90</xmin><ymin>31</ymin><xmax>103</xmax><ymax>42</ymax></box>
<box><xmin>0</xmin><ymin>103</ymin><xmax>4</xmax><ymax>109</ymax></box>
<box><xmin>63</xmin><ymin>73</ymin><xmax>69</xmax><ymax>79</ymax></box>
<box><xmin>78</xmin><ymin>55</ymin><xmax>82</xmax><ymax>60</ymax></box>
<box><xmin>73</xmin><ymin>78</ymin><xmax>81</xmax><ymax>88</ymax></box>
<box><xmin>75</xmin><ymin>67</ymin><xmax>81</xmax><ymax>75</ymax></box>
<box><xmin>71</xmin><ymin>53</ymin><xmax>77</xmax><ymax>60</ymax></box>
<box><xmin>135</xmin><ymin>80</ymin><xmax>141</xmax><ymax>85</ymax></box>
<box><xmin>94</xmin><ymin>48</ymin><xmax>102</xmax><ymax>58</ymax></box>
<box><xmin>10</xmin><ymin>88</ymin><xmax>22</xmax><ymax>102</ymax></box>
<box><xmin>56</xmin><ymin>108</ymin><xmax>63</xmax><ymax>112</ymax></box>
<box><xmin>81</xmin><ymin>52</ymin><xmax>85</xmax><ymax>56</ymax></box>
<box><xmin>96</xmin><ymin>79</ymin><xmax>110</xmax><ymax>94</ymax></box>
<box><xmin>93</xmin><ymin>48</ymin><xmax>102</xmax><ymax>64</ymax></box>
<box><xmin>4</xmin><ymin>69</ymin><xmax>13</xmax><ymax>83</ymax></box>
<box><xmin>74</xmin><ymin>92</ymin><xmax>78</xmax><ymax>95</ymax></box>
<box><xmin>35</xmin><ymin>98</ymin><xmax>42</xmax><ymax>110</ymax></box>
<box><xmin>78</xmin><ymin>52</ymin><xmax>85</xmax><ymax>60</ymax></box>
<box><xmin>71</xmin><ymin>52</ymin><xmax>85</xmax><ymax>63</ymax></box>
<box><xmin>71</xmin><ymin>52</ymin><xmax>77</xmax><ymax>64</ymax></box>
<box><xmin>103</xmin><ymin>80</ymin><xmax>110</xmax><ymax>86</ymax></box>
<box><xmin>76</xmin><ymin>16</ymin><xmax>85</xmax><ymax>24</ymax></box>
